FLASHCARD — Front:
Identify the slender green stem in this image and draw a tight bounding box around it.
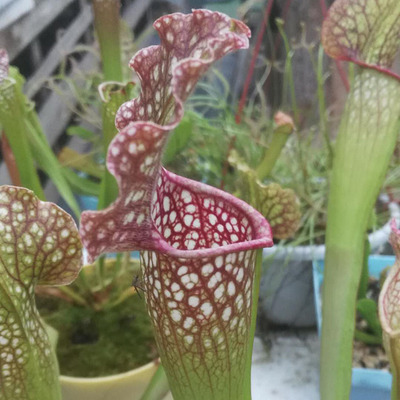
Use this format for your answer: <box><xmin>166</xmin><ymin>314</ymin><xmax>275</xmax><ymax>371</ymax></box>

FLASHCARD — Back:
<box><xmin>97</xmin><ymin>83</ymin><xmax>130</xmax><ymax>209</ymax></box>
<box><xmin>92</xmin><ymin>0</ymin><xmax>123</xmax><ymax>213</ymax></box>
<box><xmin>92</xmin><ymin>0</ymin><xmax>123</xmax><ymax>82</ymax></box>
<box><xmin>256</xmin><ymin>129</ymin><xmax>292</xmax><ymax>181</ymax></box>
<box><xmin>25</xmin><ymin>118</ymin><xmax>81</xmax><ymax>218</ymax></box>
<box><xmin>316</xmin><ymin>46</ymin><xmax>333</xmax><ymax>168</ymax></box>
<box><xmin>276</xmin><ymin>20</ymin><xmax>299</xmax><ymax>124</ymax></box>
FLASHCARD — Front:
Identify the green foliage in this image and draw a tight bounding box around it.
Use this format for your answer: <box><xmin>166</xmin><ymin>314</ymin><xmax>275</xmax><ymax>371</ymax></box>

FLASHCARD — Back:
<box><xmin>355</xmin><ymin>299</ymin><xmax>382</xmax><ymax>345</ymax></box>
<box><xmin>0</xmin><ymin>64</ymin><xmax>81</xmax><ymax>217</ymax></box>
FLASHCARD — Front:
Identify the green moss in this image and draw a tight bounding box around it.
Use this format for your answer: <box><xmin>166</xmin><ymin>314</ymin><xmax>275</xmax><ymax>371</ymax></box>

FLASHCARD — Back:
<box><xmin>37</xmin><ymin>288</ymin><xmax>157</xmax><ymax>377</ymax></box>
<box><xmin>36</xmin><ymin>258</ymin><xmax>158</xmax><ymax>377</ymax></box>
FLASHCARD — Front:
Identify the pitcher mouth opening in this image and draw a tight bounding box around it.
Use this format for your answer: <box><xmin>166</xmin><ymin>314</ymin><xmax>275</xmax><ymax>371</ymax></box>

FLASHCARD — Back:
<box><xmin>151</xmin><ymin>168</ymin><xmax>273</xmax><ymax>259</ymax></box>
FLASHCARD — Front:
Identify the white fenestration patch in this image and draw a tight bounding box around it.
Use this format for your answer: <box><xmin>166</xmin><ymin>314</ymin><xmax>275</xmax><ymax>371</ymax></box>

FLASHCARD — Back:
<box><xmin>214</xmin><ymin>283</ymin><xmax>225</xmax><ymax>300</ymax></box>
<box><xmin>188</xmin><ymin>296</ymin><xmax>200</xmax><ymax>307</ymax></box>
<box><xmin>183</xmin><ymin>317</ymin><xmax>194</xmax><ymax>329</ymax></box>
<box><xmin>177</xmin><ymin>266</ymin><xmax>188</xmax><ymax>276</ymax></box>
<box><xmin>201</xmin><ymin>263</ymin><xmax>214</xmax><ymax>276</ymax></box>
<box><xmin>222</xmin><ymin>306</ymin><xmax>232</xmax><ymax>321</ymax></box>
<box><xmin>181</xmin><ymin>190</ymin><xmax>192</xmax><ymax>204</ymax></box>
<box><xmin>227</xmin><ymin>281</ymin><xmax>236</xmax><ymax>296</ymax></box>
<box><xmin>208</xmin><ymin>214</ymin><xmax>217</xmax><ymax>225</ymax></box>
<box><xmin>163</xmin><ymin>197</ymin><xmax>170</xmax><ymax>212</ymax></box>
<box><xmin>184</xmin><ymin>214</ymin><xmax>193</xmax><ymax>227</ymax></box>
<box><xmin>171</xmin><ymin>309</ymin><xmax>182</xmax><ymax>322</ymax></box>
<box><xmin>200</xmin><ymin>302</ymin><xmax>213</xmax><ymax>317</ymax></box>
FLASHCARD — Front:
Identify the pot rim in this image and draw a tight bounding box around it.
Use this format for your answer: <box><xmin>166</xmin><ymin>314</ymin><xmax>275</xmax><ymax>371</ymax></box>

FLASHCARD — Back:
<box><xmin>263</xmin><ymin>199</ymin><xmax>400</xmax><ymax>260</ymax></box>
<box><xmin>59</xmin><ymin>359</ymin><xmax>159</xmax><ymax>383</ymax></box>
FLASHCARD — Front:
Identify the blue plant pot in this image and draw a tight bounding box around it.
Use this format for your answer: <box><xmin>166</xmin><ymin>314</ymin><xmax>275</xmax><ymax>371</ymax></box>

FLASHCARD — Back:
<box><xmin>313</xmin><ymin>255</ymin><xmax>394</xmax><ymax>400</ymax></box>
<box><xmin>77</xmin><ymin>194</ymin><xmax>99</xmax><ymax>211</ymax></box>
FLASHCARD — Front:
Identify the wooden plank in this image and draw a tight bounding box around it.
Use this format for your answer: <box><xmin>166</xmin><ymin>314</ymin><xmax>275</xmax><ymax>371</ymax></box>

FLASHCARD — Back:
<box><xmin>37</xmin><ymin>0</ymin><xmax>152</xmax><ymax>146</ymax></box>
<box><xmin>25</xmin><ymin>4</ymin><xmax>93</xmax><ymax>97</ymax></box>
<box><xmin>123</xmin><ymin>0</ymin><xmax>152</xmax><ymax>30</ymax></box>
<box><xmin>0</xmin><ymin>0</ymin><xmax>76</xmax><ymax>60</ymax></box>
<box><xmin>0</xmin><ymin>0</ymin><xmax>35</xmax><ymax>31</ymax></box>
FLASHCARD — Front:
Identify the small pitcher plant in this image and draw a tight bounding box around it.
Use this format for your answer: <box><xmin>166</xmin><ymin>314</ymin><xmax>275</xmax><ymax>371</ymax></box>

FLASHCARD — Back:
<box><xmin>80</xmin><ymin>10</ymin><xmax>274</xmax><ymax>400</ymax></box>
<box><xmin>379</xmin><ymin>221</ymin><xmax>400</xmax><ymax>400</ymax></box>
<box><xmin>0</xmin><ymin>186</ymin><xmax>82</xmax><ymax>399</ymax></box>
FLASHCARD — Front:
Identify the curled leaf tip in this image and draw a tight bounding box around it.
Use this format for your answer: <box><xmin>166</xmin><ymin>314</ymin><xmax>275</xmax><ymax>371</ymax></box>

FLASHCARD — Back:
<box><xmin>322</xmin><ymin>0</ymin><xmax>400</xmax><ymax>80</ymax></box>
<box><xmin>273</xmin><ymin>111</ymin><xmax>295</xmax><ymax>135</ymax></box>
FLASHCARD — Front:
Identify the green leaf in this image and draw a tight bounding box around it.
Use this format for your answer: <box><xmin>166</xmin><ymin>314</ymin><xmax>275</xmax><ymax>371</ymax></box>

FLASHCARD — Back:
<box><xmin>26</xmin><ymin>122</ymin><xmax>81</xmax><ymax>218</ymax></box>
<box><xmin>354</xmin><ymin>329</ymin><xmax>382</xmax><ymax>345</ymax></box>
<box><xmin>0</xmin><ymin>185</ymin><xmax>82</xmax><ymax>400</ymax></box>
<box><xmin>66</xmin><ymin>126</ymin><xmax>96</xmax><ymax>141</ymax></box>
<box><xmin>163</xmin><ymin>112</ymin><xmax>193</xmax><ymax>164</ymax></box>
<box><xmin>62</xmin><ymin>168</ymin><xmax>100</xmax><ymax>197</ymax></box>
<box><xmin>0</xmin><ymin>67</ymin><xmax>44</xmax><ymax>199</ymax></box>
<box><xmin>356</xmin><ymin>298</ymin><xmax>382</xmax><ymax>337</ymax></box>
<box><xmin>58</xmin><ymin>147</ymin><xmax>104</xmax><ymax>179</ymax></box>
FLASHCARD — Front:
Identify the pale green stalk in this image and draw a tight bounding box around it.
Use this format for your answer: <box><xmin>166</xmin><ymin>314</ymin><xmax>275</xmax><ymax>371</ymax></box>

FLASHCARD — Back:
<box><xmin>321</xmin><ymin>70</ymin><xmax>400</xmax><ymax>400</ymax></box>
<box><xmin>316</xmin><ymin>46</ymin><xmax>333</xmax><ymax>168</ymax></box>
<box><xmin>256</xmin><ymin>116</ymin><xmax>294</xmax><ymax>181</ymax></box>
<box><xmin>92</xmin><ymin>0</ymin><xmax>123</xmax><ymax>82</ymax></box>
<box><xmin>97</xmin><ymin>84</ymin><xmax>129</xmax><ymax>209</ymax></box>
